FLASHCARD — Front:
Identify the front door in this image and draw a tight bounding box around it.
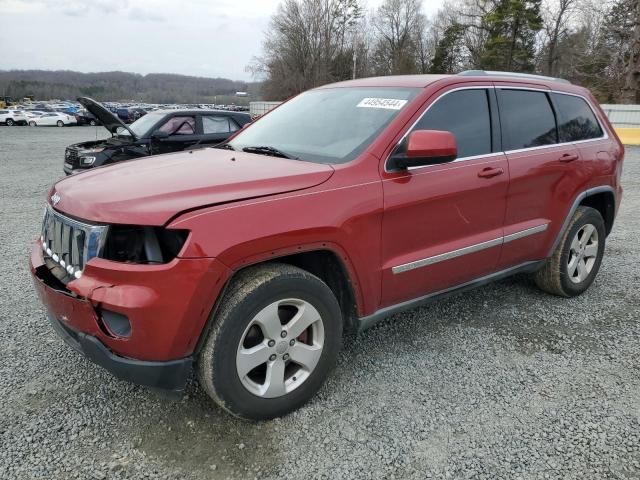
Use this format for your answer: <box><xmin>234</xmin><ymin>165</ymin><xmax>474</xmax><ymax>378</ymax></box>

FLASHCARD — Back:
<box><xmin>380</xmin><ymin>87</ymin><xmax>509</xmax><ymax>307</ymax></box>
<box><xmin>151</xmin><ymin>115</ymin><xmax>198</xmax><ymax>155</ymax></box>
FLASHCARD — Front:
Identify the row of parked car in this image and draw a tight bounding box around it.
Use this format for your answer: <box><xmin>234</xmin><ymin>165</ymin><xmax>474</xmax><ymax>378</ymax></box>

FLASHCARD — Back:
<box><xmin>2</xmin><ymin>102</ymin><xmax>252</xmax><ymax>128</ymax></box>
<box><xmin>0</xmin><ymin>108</ymin><xmax>99</xmax><ymax>127</ymax></box>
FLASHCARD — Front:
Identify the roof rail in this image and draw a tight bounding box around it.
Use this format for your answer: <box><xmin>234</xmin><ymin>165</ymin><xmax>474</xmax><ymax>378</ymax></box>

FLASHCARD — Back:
<box><xmin>457</xmin><ymin>70</ymin><xmax>571</xmax><ymax>84</ymax></box>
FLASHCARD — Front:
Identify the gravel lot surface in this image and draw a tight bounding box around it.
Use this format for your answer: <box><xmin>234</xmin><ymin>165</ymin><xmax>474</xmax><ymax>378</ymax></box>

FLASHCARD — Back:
<box><xmin>0</xmin><ymin>126</ymin><xmax>638</xmax><ymax>480</ymax></box>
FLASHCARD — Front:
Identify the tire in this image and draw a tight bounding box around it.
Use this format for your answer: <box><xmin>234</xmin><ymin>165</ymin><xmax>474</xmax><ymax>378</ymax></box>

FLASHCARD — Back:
<box><xmin>197</xmin><ymin>263</ymin><xmax>342</xmax><ymax>420</ymax></box>
<box><xmin>90</xmin><ymin>120</ymin><xmax>96</xmax><ymax>126</ymax></box>
<box><xmin>534</xmin><ymin>206</ymin><xmax>606</xmax><ymax>297</ymax></box>
<box><xmin>29</xmin><ymin>121</ymin><xmax>36</xmax><ymax>127</ymax></box>
<box><xmin>6</xmin><ymin>119</ymin><xmax>14</xmax><ymax>126</ymax></box>
<box><xmin>56</xmin><ymin>120</ymin><xmax>64</xmax><ymax>127</ymax></box>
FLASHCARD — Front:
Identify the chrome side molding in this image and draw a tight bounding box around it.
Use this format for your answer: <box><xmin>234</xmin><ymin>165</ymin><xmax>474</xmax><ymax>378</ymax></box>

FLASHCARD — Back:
<box><xmin>392</xmin><ymin>223</ymin><xmax>549</xmax><ymax>275</ymax></box>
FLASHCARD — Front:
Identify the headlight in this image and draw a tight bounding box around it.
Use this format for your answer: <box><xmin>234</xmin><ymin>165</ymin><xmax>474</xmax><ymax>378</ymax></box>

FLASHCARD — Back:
<box><xmin>80</xmin><ymin>147</ymin><xmax>105</xmax><ymax>153</ymax></box>
<box><xmin>80</xmin><ymin>156</ymin><xmax>96</xmax><ymax>166</ymax></box>
<box><xmin>102</xmin><ymin>226</ymin><xmax>189</xmax><ymax>264</ymax></box>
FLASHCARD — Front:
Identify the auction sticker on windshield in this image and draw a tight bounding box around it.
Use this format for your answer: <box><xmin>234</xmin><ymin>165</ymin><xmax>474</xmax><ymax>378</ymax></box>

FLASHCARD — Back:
<box><xmin>357</xmin><ymin>98</ymin><xmax>408</xmax><ymax>110</ymax></box>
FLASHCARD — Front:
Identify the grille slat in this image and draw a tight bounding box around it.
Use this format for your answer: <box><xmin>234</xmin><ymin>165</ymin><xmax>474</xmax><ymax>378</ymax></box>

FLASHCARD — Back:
<box><xmin>61</xmin><ymin>223</ymin><xmax>71</xmax><ymax>265</ymax></box>
<box><xmin>41</xmin><ymin>206</ymin><xmax>107</xmax><ymax>282</ymax></box>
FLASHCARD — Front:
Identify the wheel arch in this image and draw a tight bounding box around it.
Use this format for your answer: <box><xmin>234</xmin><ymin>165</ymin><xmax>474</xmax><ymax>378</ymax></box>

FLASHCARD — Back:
<box><xmin>579</xmin><ymin>190</ymin><xmax>615</xmax><ymax>235</ymax></box>
<box><xmin>194</xmin><ymin>245</ymin><xmax>362</xmax><ymax>356</ymax></box>
<box><xmin>547</xmin><ymin>185</ymin><xmax>616</xmax><ymax>257</ymax></box>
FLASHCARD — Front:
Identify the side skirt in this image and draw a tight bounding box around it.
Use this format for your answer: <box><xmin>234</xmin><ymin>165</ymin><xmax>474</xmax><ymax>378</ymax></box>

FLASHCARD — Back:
<box><xmin>356</xmin><ymin>260</ymin><xmax>544</xmax><ymax>332</ymax></box>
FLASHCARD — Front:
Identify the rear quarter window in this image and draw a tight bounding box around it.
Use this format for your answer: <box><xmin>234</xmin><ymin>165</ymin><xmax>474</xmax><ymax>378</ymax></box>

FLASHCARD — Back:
<box><xmin>552</xmin><ymin>93</ymin><xmax>603</xmax><ymax>142</ymax></box>
<box><xmin>499</xmin><ymin>90</ymin><xmax>557</xmax><ymax>150</ymax></box>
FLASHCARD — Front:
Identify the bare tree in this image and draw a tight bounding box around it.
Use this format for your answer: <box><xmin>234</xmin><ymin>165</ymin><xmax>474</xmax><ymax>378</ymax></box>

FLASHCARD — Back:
<box><xmin>541</xmin><ymin>0</ymin><xmax>576</xmax><ymax>75</ymax></box>
<box><xmin>371</xmin><ymin>0</ymin><xmax>424</xmax><ymax>74</ymax></box>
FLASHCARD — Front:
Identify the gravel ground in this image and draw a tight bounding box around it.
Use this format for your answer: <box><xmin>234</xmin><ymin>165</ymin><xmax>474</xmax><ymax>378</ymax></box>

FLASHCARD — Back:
<box><xmin>0</xmin><ymin>126</ymin><xmax>638</xmax><ymax>480</ymax></box>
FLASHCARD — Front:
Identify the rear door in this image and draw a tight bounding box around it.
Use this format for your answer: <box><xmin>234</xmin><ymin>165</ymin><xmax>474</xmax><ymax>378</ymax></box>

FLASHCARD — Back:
<box><xmin>380</xmin><ymin>86</ymin><xmax>509</xmax><ymax>307</ymax></box>
<box><xmin>496</xmin><ymin>87</ymin><xmax>582</xmax><ymax>268</ymax></box>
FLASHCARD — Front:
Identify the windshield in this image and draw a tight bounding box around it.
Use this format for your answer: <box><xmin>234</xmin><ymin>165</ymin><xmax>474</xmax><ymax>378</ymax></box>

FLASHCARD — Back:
<box><xmin>128</xmin><ymin>112</ymin><xmax>165</xmax><ymax>137</ymax></box>
<box><xmin>228</xmin><ymin>87</ymin><xmax>419</xmax><ymax>164</ymax></box>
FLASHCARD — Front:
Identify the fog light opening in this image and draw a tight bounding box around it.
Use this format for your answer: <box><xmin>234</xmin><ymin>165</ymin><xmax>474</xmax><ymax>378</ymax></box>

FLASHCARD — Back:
<box><xmin>97</xmin><ymin>308</ymin><xmax>131</xmax><ymax>338</ymax></box>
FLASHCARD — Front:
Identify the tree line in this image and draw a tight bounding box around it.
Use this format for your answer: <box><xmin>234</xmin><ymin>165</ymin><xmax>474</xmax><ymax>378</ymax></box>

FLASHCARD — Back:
<box><xmin>250</xmin><ymin>0</ymin><xmax>640</xmax><ymax>103</ymax></box>
<box><xmin>0</xmin><ymin>70</ymin><xmax>261</xmax><ymax>104</ymax></box>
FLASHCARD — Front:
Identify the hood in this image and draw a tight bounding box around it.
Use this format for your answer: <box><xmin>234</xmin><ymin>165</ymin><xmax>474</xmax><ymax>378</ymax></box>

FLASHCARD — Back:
<box><xmin>50</xmin><ymin>148</ymin><xmax>335</xmax><ymax>225</ymax></box>
<box><xmin>77</xmin><ymin>97</ymin><xmax>137</xmax><ymax>139</ymax></box>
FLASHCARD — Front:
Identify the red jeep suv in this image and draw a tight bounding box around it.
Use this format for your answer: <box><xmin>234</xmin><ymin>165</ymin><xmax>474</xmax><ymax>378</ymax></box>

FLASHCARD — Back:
<box><xmin>30</xmin><ymin>72</ymin><xmax>624</xmax><ymax>419</ymax></box>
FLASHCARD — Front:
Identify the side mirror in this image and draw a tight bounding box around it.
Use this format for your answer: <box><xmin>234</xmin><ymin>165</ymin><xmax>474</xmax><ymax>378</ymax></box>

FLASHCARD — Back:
<box><xmin>151</xmin><ymin>130</ymin><xmax>170</xmax><ymax>141</ymax></box>
<box><xmin>388</xmin><ymin>130</ymin><xmax>457</xmax><ymax>170</ymax></box>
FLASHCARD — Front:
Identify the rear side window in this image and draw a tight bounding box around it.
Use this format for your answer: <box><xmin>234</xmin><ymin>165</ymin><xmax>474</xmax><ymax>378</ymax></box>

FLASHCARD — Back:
<box><xmin>499</xmin><ymin>90</ymin><xmax>557</xmax><ymax>150</ymax></box>
<box><xmin>202</xmin><ymin>115</ymin><xmax>239</xmax><ymax>134</ymax></box>
<box><xmin>552</xmin><ymin>93</ymin><xmax>603</xmax><ymax>142</ymax></box>
<box><xmin>412</xmin><ymin>89</ymin><xmax>492</xmax><ymax>158</ymax></box>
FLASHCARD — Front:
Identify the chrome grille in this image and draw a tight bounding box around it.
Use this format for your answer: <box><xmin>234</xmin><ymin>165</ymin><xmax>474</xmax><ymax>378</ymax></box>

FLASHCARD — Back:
<box><xmin>41</xmin><ymin>205</ymin><xmax>108</xmax><ymax>280</ymax></box>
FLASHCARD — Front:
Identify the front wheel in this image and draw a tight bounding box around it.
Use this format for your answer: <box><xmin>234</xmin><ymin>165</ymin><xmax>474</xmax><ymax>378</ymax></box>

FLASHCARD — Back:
<box><xmin>29</xmin><ymin>121</ymin><xmax>37</xmax><ymax>127</ymax></box>
<box><xmin>89</xmin><ymin>120</ymin><xmax>96</xmax><ymax>126</ymax></box>
<box><xmin>6</xmin><ymin>119</ymin><xmax>14</xmax><ymax>126</ymax></box>
<box><xmin>534</xmin><ymin>206</ymin><xmax>606</xmax><ymax>297</ymax></box>
<box><xmin>56</xmin><ymin>120</ymin><xmax>64</xmax><ymax>127</ymax></box>
<box><xmin>197</xmin><ymin>263</ymin><xmax>342</xmax><ymax>420</ymax></box>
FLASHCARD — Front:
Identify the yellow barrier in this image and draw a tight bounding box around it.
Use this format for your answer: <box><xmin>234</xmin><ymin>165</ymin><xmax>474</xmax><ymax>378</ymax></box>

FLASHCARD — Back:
<box><xmin>614</xmin><ymin>128</ymin><xmax>640</xmax><ymax>145</ymax></box>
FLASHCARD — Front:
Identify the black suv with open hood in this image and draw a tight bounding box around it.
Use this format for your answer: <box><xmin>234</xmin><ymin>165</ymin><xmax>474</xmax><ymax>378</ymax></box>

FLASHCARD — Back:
<box><xmin>63</xmin><ymin>97</ymin><xmax>251</xmax><ymax>175</ymax></box>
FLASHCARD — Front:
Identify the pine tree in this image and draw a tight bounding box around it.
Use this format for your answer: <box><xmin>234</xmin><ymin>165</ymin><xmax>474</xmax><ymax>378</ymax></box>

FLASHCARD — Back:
<box><xmin>429</xmin><ymin>23</ymin><xmax>467</xmax><ymax>73</ymax></box>
<box><xmin>479</xmin><ymin>0</ymin><xmax>543</xmax><ymax>72</ymax></box>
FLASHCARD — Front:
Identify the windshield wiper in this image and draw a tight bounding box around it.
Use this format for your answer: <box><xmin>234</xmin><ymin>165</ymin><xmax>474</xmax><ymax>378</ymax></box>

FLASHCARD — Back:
<box><xmin>242</xmin><ymin>145</ymin><xmax>298</xmax><ymax>160</ymax></box>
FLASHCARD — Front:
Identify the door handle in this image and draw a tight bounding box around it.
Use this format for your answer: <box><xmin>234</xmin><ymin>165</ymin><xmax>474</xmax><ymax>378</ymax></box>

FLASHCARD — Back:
<box><xmin>559</xmin><ymin>153</ymin><xmax>579</xmax><ymax>163</ymax></box>
<box><xmin>477</xmin><ymin>167</ymin><xmax>504</xmax><ymax>179</ymax></box>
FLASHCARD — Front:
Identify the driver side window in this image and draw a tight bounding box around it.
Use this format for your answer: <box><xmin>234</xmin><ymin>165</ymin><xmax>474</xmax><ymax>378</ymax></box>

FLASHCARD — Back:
<box><xmin>158</xmin><ymin>116</ymin><xmax>196</xmax><ymax>135</ymax></box>
<box><xmin>397</xmin><ymin>89</ymin><xmax>492</xmax><ymax>159</ymax></box>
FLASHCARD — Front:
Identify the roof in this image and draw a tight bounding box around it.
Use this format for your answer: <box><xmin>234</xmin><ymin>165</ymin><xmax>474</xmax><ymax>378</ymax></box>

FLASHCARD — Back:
<box><xmin>319</xmin><ymin>75</ymin><xmax>450</xmax><ymax>89</ymax></box>
<box><xmin>319</xmin><ymin>72</ymin><xmax>583</xmax><ymax>93</ymax></box>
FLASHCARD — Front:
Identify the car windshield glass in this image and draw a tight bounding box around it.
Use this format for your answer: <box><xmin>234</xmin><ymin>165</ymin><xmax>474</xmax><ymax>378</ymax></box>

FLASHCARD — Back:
<box><xmin>128</xmin><ymin>112</ymin><xmax>164</xmax><ymax>137</ymax></box>
<box><xmin>228</xmin><ymin>87</ymin><xmax>420</xmax><ymax>164</ymax></box>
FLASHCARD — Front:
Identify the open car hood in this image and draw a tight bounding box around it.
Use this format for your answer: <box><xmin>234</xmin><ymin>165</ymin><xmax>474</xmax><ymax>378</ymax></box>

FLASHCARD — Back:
<box><xmin>50</xmin><ymin>148</ymin><xmax>335</xmax><ymax>226</ymax></box>
<box><xmin>77</xmin><ymin>97</ymin><xmax>138</xmax><ymax>139</ymax></box>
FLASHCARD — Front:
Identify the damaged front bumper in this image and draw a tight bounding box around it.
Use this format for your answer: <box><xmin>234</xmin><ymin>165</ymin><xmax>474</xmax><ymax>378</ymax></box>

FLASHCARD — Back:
<box><xmin>30</xmin><ymin>241</ymin><xmax>231</xmax><ymax>391</ymax></box>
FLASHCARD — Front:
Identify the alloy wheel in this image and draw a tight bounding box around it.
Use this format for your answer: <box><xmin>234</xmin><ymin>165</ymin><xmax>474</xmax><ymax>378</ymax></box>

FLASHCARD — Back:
<box><xmin>236</xmin><ymin>298</ymin><xmax>325</xmax><ymax>398</ymax></box>
<box><xmin>567</xmin><ymin>223</ymin><xmax>599</xmax><ymax>283</ymax></box>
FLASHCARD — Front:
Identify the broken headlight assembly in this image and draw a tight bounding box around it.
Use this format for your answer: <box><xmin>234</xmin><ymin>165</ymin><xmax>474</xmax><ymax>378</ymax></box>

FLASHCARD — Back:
<box><xmin>79</xmin><ymin>147</ymin><xmax>105</xmax><ymax>166</ymax></box>
<box><xmin>101</xmin><ymin>226</ymin><xmax>189</xmax><ymax>264</ymax></box>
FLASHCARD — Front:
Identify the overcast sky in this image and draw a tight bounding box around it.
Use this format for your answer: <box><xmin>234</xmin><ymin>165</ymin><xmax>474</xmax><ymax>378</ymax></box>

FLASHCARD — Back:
<box><xmin>0</xmin><ymin>0</ymin><xmax>444</xmax><ymax>81</ymax></box>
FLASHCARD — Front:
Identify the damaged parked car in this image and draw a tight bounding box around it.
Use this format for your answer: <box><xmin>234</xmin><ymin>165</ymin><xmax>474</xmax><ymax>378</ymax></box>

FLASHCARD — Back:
<box><xmin>63</xmin><ymin>97</ymin><xmax>251</xmax><ymax>175</ymax></box>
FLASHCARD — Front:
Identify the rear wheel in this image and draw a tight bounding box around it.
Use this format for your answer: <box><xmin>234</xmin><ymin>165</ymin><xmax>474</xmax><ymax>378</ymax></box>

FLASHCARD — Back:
<box><xmin>197</xmin><ymin>263</ymin><xmax>342</xmax><ymax>420</ymax></box>
<box><xmin>89</xmin><ymin>119</ymin><xmax>96</xmax><ymax>126</ymax></box>
<box><xmin>56</xmin><ymin>120</ymin><xmax>64</xmax><ymax>127</ymax></box>
<box><xmin>6</xmin><ymin>118</ymin><xmax>14</xmax><ymax>126</ymax></box>
<box><xmin>534</xmin><ymin>206</ymin><xmax>606</xmax><ymax>297</ymax></box>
